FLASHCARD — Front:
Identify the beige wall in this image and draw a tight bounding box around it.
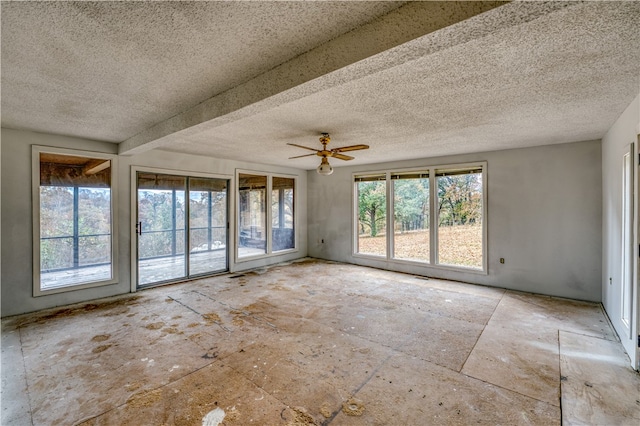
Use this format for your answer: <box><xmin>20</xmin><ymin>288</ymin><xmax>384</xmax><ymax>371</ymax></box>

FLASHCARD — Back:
<box><xmin>1</xmin><ymin>128</ymin><xmax>308</xmax><ymax>317</ymax></box>
<box><xmin>308</xmin><ymin>140</ymin><xmax>603</xmax><ymax>302</ymax></box>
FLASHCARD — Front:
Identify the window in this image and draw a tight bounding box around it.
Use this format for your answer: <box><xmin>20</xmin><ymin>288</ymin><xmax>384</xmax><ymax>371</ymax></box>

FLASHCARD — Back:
<box><xmin>33</xmin><ymin>147</ymin><xmax>117</xmax><ymax>295</ymax></box>
<box><xmin>436</xmin><ymin>168</ymin><xmax>483</xmax><ymax>269</ymax></box>
<box><xmin>238</xmin><ymin>174</ymin><xmax>267</xmax><ymax>257</ymax></box>
<box><xmin>355</xmin><ymin>175</ymin><xmax>387</xmax><ymax>257</ymax></box>
<box><xmin>272</xmin><ymin>177</ymin><xmax>295</xmax><ymax>251</ymax></box>
<box><xmin>354</xmin><ymin>163</ymin><xmax>486</xmax><ymax>272</ymax></box>
<box><xmin>238</xmin><ymin>172</ymin><xmax>296</xmax><ymax>259</ymax></box>
<box><xmin>392</xmin><ymin>172</ymin><xmax>430</xmax><ymax>262</ymax></box>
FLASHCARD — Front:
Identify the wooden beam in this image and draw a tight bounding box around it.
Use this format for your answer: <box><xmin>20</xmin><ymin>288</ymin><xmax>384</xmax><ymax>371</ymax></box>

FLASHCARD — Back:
<box><xmin>83</xmin><ymin>160</ymin><xmax>110</xmax><ymax>176</ymax></box>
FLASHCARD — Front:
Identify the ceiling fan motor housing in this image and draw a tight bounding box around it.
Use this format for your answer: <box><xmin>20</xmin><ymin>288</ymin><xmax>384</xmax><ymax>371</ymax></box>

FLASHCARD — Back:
<box><xmin>319</xmin><ymin>133</ymin><xmax>331</xmax><ymax>146</ymax></box>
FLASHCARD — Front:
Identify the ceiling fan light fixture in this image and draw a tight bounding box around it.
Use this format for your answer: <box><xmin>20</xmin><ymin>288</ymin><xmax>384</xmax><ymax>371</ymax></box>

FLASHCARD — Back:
<box><xmin>317</xmin><ymin>156</ymin><xmax>333</xmax><ymax>176</ymax></box>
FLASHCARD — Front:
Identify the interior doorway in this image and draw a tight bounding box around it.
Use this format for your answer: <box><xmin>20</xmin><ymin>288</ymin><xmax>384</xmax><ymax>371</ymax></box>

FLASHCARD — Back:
<box><xmin>135</xmin><ymin>171</ymin><xmax>228</xmax><ymax>288</ymax></box>
<box><xmin>621</xmin><ymin>140</ymin><xmax>640</xmax><ymax>371</ymax></box>
<box><xmin>621</xmin><ymin>149</ymin><xmax>633</xmax><ymax>337</ymax></box>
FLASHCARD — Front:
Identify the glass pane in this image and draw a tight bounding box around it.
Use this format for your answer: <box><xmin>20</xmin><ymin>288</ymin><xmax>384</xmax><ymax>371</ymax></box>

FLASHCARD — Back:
<box><xmin>356</xmin><ymin>179</ymin><xmax>387</xmax><ymax>256</ymax></box>
<box><xmin>78</xmin><ymin>188</ymin><xmax>111</xmax><ymax>266</ymax></box>
<box><xmin>238</xmin><ymin>174</ymin><xmax>267</xmax><ymax>257</ymax></box>
<box><xmin>137</xmin><ymin>173</ymin><xmax>187</xmax><ymax>285</ymax></box>
<box><xmin>40</xmin><ymin>186</ymin><xmax>74</xmax><ymax>271</ymax></box>
<box><xmin>393</xmin><ymin>176</ymin><xmax>429</xmax><ymax>262</ymax></box>
<box><xmin>437</xmin><ymin>171</ymin><xmax>483</xmax><ymax>268</ymax></box>
<box><xmin>39</xmin><ymin>153</ymin><xmax>112</xmax><ymax>290</ymax></box>
<box><xmin>272</xmin><ymin>177</ymin><xmax>295</xmax><ymax>251</ymax></box>
<box><xmin>189</xmin><ymin>178</ymin><xmax>227</xmax><ymax>275</ymax></box>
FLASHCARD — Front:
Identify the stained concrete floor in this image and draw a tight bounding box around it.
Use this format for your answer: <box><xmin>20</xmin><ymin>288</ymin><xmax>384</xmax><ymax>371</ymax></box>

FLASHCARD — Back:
<box><xmin>2</xmin><ymin>259</ymin><xmax>639</xmax><ymax>425</ymax></box>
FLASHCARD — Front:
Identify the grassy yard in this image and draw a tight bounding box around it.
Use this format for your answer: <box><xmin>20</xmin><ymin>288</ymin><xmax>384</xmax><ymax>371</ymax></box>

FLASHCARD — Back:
<box><xmin>358</xmin><ymin>225</ymin><xmax>482</xmax><ymax>268</ymax></box>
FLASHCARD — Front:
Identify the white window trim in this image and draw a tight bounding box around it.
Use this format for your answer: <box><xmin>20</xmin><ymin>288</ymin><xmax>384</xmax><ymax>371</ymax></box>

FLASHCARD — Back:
<box><xmin>235</xmin><ymin>169</ymin><xmax>298</xmax><ymax>263</ymax></box>
<box><xmin>352</xmin><ymin>161</ymin><xmax>488</xmax><ymax>275</ymax></box>
<box><xmin>32</xmin><ymin>146</ymin><xmax>119</xmax><ymax>296</ymax></box>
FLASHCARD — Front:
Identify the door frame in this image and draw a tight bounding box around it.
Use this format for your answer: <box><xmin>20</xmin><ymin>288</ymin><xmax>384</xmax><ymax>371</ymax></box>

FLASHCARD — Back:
<box><xmin>130</xmin><ymin>166</ymin><xmax>233</xmax><ymax>292</ymax></box>
<box><xmin>625</xmin><ymin>138</ymin><xmax>640</xmax><ymax>371</ymax></box>
<box><xmin>636</xmin><ymin>135</ymin><xmax>640</xmax><ymax>370</ymax></box>
<box><xmin>622</xmin><ymin>146</ymin><xmax>634</xmax><ymax>340</ymax></box>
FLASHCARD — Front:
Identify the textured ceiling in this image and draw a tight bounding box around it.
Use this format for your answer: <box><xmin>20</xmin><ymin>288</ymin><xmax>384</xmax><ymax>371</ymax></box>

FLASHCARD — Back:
<box><xmin>1</xmin><ymin>1</ymin><xmax>405</xmax><ymax>141</ymax></box>
<box><xmin>2</xmin><ymin>1</ymin><xmax>640</xmax><ymax>170</ymax></box>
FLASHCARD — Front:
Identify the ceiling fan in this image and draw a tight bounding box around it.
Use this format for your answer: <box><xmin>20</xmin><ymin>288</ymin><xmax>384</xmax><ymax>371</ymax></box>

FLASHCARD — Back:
<box><xmin>287</xmin><ymin>133</ymin><xmax>369</xmax><ymax>175</ymax></box>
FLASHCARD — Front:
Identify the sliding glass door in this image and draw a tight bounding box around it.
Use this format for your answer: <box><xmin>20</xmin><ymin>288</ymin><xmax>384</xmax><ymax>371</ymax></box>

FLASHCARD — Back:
<box><xmin>136</xmin><ymin>172</ymin><xmax>228</xmax><ymax>287</ymax></box>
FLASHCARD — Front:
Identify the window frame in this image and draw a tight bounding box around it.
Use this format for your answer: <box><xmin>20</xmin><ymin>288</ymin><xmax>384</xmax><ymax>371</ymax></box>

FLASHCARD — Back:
<box><xmin>235</xmin><ymin>169</ymin><xmax>298</xmax><ymax>262</ymax></box>
<box><xmin>32</xmin><ymin>146</ymin><xmax>119</xmax><ymax>296</ymax></box>
<box><xmin>353</xmin><ymin>173</ymin><xmax>388</xmax><ymax>258</ymax></box>
<box><xmin>271</xmin><ymin>176</ymin><xmax>296</xmax><ymax>253</ymax></box>
<box><xmin>390</xmin><ymin>170</ymin><xmax>431</xmax><ymax>264</ymax></box>
<box><xmin>353</xmin><ymin>162</ymin><xmax>487</xmax><ymax>274</ymax></box>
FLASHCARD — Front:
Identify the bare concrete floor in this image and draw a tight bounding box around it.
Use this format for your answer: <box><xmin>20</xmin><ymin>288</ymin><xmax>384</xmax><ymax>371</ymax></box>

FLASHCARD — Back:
<box><xmin>2</xmin><ymin>259</ymin><xmax>639</xmax><ymax>425</ymax></box>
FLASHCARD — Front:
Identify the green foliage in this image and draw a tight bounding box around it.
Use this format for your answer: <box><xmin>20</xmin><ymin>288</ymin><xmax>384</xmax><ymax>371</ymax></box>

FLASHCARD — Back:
<box><xmin>357</xmin><ymin>181</ymin><xmax>386</xmax><ymax>237</ymax></box>
<box><xmin>138</xmin><ymin>189</ymin><xmax>186</xmax><ymax>258</ymax></box>
<box><xmin>356</xmin><ymin>171</ymin><xmax>483</xmax><ymax>268</ymax></box>
<box><xmin>78</xmin><ymin>188</ymin><xmax>111</xmax><ymax>235</ymax></box>
<box><xmin>39</xmin><ymin>186</ymin><xmax>111</xmax><ymax>270</ymax></box>
<box><xmin>40</xmin><ymin>183</ymin><xmax>229</xmax><ymax>270</ymax></box>
<box><xmin>139</xmin><ymin>188</ymin><xmax>227</xmax><ymax>257</ymax></box>
<box><xmin>394</xmin><ymin>179</ymin><xmax>429</xmax><ymax>232</ymax></box>
<box><xmin>40</xmin><ymin>187</ymin><xmax>74</xmax><ymax>237</ymax></box>
<box><xmin>437</xmin><ymin>174</ymin><xmax>482</xmax><ymax>227</ymax></box>
<box><xmin>189</xmin><ymin>190</ymin><xmax>227</xmax><ymax>250</ymax></box>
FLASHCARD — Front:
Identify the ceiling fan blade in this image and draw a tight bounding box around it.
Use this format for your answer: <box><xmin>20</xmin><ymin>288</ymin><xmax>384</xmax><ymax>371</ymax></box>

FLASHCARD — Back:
<box><xmin>287</xmin><ymin>143</ymin><xmax>320</xmax><ymax>152</ymax></box>
<box><xmin>332</xmin><ymin>144</ymin><xmax>369</xmax><ymax>153</ymax></box>
<box><xmin>289</xmin><ymin>153</ymin><xmax>317</xmax><ymax>159</ymax></box>
<box><xmin>331</xmin><ymin>153</ymin><xmax>354</xmax><ymax>161</ymax></box>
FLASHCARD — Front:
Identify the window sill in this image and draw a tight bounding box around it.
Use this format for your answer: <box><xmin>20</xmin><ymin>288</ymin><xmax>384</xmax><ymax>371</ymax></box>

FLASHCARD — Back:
<box><xmin>33</xmin><ymin>277</ymin><xmax>119</xmax><ymax>297</ymax></box>
<box><xmin>351</xmin><ymin>253</ymin><xmax>487</xmax><ymax>276</ymax></box>
<box><xmin>236</xmin><ymin>248</ymin><xmax>299</xmax><ymax>263</ymax></box>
